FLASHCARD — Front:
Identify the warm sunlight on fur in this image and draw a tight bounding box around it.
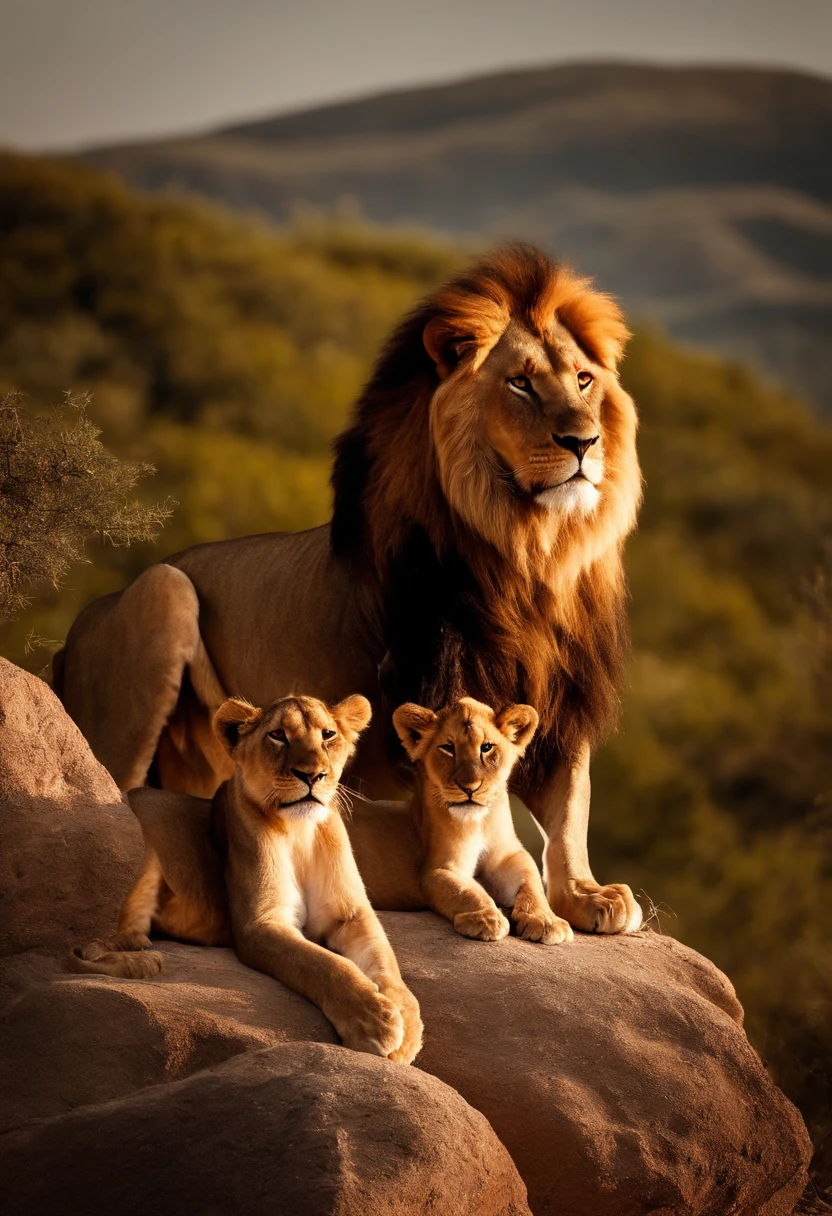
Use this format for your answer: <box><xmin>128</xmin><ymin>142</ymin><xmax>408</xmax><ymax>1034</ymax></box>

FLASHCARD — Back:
<box><xmin>349</xmin><ymin>698</ymin><xmax>573</xmax><ymax>945</ymax></box>
<box><xmin>332</xmin><ymin>242</ymin><xmax>642</xmax><ymax>764</ymax></box>
<box><xmin>70</xmin><ymin>693</ymin><xmax>423</xmax><ymax>1065</ymax></box>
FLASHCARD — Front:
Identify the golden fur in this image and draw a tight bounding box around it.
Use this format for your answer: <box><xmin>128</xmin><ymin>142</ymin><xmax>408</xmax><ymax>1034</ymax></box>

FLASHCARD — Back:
<box><xmin>57</xmin><ymin>243</ymin><xmax>643</xmax><ymax>935</ymax></box>
<box><xmin>71</xmin><ymin>694</ymin><xmax>423</xmax><ymax>1064</ymax></box>
<box><xmin>349</xmin><ymin>698</ymin><xmax>573</xmax><ymax>945</ymax></box>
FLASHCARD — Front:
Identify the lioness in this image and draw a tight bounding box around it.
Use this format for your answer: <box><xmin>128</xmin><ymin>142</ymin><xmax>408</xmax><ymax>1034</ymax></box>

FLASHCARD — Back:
<box><xmin>73</xmin><ymin>694</ymin><xmax>423</xmax><ymax>1065</ymax></box>
<box><xmin>347</xmin><ymin>698</ymin><xmax>573</xmax><ymax>944</ymax></box>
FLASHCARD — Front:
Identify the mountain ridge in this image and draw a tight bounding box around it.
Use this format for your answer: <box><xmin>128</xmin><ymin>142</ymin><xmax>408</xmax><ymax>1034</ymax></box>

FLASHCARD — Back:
<box><xmin>77</xmin><ymin>60</ymin><xmax>832</xmax><ymax>409</ymax></box>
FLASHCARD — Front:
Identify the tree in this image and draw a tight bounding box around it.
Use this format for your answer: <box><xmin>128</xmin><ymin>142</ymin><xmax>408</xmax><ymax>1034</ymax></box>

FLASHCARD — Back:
<box><xmin>0</xmin><ymin>391</ymin><xmax>171</xmax><ymax>621</ymax></box>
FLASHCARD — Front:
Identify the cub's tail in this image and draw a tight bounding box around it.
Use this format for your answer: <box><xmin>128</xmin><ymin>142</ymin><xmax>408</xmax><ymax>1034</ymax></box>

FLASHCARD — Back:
<box><xmin>67</xmin><ymin>931</ymin><xmax>164</xmax><ymax>979</ymax></box>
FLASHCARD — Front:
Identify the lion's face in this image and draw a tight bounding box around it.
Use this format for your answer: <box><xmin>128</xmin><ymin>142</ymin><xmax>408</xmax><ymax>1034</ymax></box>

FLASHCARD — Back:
<box><xmin>477</xmin><ymin>320</ymin><xmax>607</xmax><ymax>516</ymax></box>
<box><xmin>213</xmin><ymin>694</ymin><xmax>372</xmax><ymax>822</ymax></box>
<box><xmin>393</xmin><ymin>696</ymin><xmax>538</xmax><ymax>818</ymax></box>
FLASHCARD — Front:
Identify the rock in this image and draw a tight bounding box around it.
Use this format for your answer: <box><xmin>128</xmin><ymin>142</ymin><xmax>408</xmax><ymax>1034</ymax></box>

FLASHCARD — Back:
<box><xmin>0</xmin><ymin>661</ymin><xmax>812</xmax><ymax>1215</ymax></box>
<box><xmin>0</xmin><ymin>1041</ymin><xmax>531</xmax><ymax>1216</ymax></box>
<box><xmin>0</xmin><ymin>658</ymin><xmax>142</xmax><ymax>956</ymax></box>
<box><xmin>382</xmin><ymin>914</ymin><xmax>812</xmax><ymax>1216</ymax></box>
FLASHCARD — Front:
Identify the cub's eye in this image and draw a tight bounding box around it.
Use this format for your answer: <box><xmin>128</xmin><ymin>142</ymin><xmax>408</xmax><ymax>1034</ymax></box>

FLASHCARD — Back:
<box><xmin>481</xmin><ymin>742</ymin><xmax>494</xmax><ymax>754</ymax></box>
<box><xmin>322</xmin><ymin>729</ymin><xmax>336</xmax><ymax>741</ymax></box>
<box><xmin>439</xmin><ymin>742</ymin><xmax>455</xmax><ymax>755</ymax></box>
<box><xmin>268</xmin><ymin>729</ymin><xmax>287</xmax><ymax>743</ymax></box>
<box><xmin>577</xmin><ymin>371</ymin><xmax>594</xmax><ymax>392</ymax></box>
<box><xmin>508</xmin><ymin>375</ymin><xmax>531</xmax><ymax>394</ymax></box>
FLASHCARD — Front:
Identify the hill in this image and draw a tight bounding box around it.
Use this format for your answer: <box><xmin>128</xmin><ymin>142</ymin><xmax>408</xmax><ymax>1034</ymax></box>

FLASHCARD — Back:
<box><xmin>78</xmin><ymin>61</ymin><xmax>832</xmax><ymax>411</ymax></box>
<box><xmin>0</xmin><ymin>151</ymin><xmax>830</xmax><ymax>1157</ymax></box>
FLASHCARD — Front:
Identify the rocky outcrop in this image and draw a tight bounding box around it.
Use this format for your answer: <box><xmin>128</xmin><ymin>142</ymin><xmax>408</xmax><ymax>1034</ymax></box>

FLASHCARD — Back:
<box><xmin>0</xmin><ymin>661</ymin><xmax>813</xmax><ymax>1215</ymax></box>
<box><xmin>0</xmin><ymin>658</ymin><xmax>142</xmax><ymax>957</ymax></box>
<box><xmin>0</xmin><ymin>1042</ymin><xmax>530</xmax><ymax>1216</ymax></box>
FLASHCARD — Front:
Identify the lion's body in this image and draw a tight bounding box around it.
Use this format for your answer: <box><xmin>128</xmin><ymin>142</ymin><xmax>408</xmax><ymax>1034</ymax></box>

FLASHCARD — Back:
<box><xmin>71</xmin><ymin>694</ymin><xmax>423</xmax><ymax>1065</ymax></box>
<box><xmin>58</xmin><ymin>243</ymin><xmax>644</xmax><ymax>935</ymax></box>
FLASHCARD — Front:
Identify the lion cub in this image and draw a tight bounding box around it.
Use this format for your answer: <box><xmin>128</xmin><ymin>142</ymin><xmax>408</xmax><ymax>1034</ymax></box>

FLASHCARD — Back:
<box><xmin>352</xmin><ymin>697</ymin><xmax>573</xmax><ymax>944</ymax></box>
<box><xmin>72</xmin><ymin>694</ymin><xmax>423</xmax><ymax>1065</ymax></box>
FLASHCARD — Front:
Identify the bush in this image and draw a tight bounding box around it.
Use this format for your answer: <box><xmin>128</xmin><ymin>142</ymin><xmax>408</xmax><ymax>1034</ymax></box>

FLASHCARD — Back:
<box><xmin>0</xmin><ymin>391</ymin><xmax>170</xmax><ymax>621</ymax></box>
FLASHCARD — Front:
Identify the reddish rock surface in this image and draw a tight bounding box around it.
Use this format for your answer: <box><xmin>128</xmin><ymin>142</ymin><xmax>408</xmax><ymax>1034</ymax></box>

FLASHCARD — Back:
<box><xmin>0</xmin><ymin>1041</ymin><xmax>530</xmax><ymax>1216</ymax></box>
<box><xmin>0</xmin><ymin>658</ymin><xmax>142</xmax><ymax>956</ymax></box>
<box><xmin>0</xmin><ymin>660</ymin><xmax>813</xmax><ymax>1215</ymax></box>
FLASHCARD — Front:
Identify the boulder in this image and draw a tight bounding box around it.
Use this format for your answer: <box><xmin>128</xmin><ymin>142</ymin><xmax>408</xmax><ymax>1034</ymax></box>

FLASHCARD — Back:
<box><xmin>0</xmin><ymin>658</ymin><xmax>142</xmax><ymax>956</ymax></box>
<box><xmin>0</xmin><ymin>1041</ymin><xmax>531</xmax><ymax>1216</ymax></box>
<box><xmin>0</xmin><ymin>660</ymin><xmax>813</xmax><ymax>1215</ymax></box>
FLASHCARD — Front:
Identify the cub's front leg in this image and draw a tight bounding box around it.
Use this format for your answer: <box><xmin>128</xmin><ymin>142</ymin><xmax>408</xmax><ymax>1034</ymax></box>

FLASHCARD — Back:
<box><xmin>420</xmin><ymin>864</ymin><xmax>510</xmax><ymax>942</ymax></box>
<box><xmin>481</xmin><ymin>849</ymin><xmax>573</xmax><ymax>945</ymax></box>
<box><xmin>234</xmin><ymin>920</ymin><xmax>405</xmax><ymax>1058</ymax></box>
<box><xmin>328</xmin><ymin>907</ymin><xmax>423</xmax><ymax>1065</ymax></box>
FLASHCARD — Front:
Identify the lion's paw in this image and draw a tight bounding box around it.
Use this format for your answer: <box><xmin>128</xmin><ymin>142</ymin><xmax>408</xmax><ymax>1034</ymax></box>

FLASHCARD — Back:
<box><xmin>384</xmin><ymin>986</ymin><xmax>424</xmax><ymax>1065</ymax></box>
<box><xmin>338</xmin><ymin>989</ymin><xmax>405</xmax><ymax>1058</ymax></box>
<box><xmin>514</xmin><ymin>906</ymin><xmax>574</xmax><ymax>945</ymax></box>
<box><xmin>552</xmin><ymin>880</ymin><xmax>642</xmax><ymax>935</ymax></box>
<box><xmin>453</xmin><ymin>907</ymin><xmax>510</xmax><ymax>941</ymax></box>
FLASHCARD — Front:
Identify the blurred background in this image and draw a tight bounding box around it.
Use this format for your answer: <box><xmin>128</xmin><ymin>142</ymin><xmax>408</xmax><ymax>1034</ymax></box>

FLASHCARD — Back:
<box><xmin>1</xmin><ymin>0</ymin><xmax>830</xmax><ymax>1184</ymax></box>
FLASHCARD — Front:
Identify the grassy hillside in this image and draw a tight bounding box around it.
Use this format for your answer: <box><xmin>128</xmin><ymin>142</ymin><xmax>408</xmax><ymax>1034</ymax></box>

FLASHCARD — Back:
<box><xmin>1</xmin><ymin>151</ymin><xmax>830</xmax><ymax>1158</ymax></box>
<box><xmin>79</xmin><ymin>61</ymin><xmax>832</xmax><ymax>413</ymax></box>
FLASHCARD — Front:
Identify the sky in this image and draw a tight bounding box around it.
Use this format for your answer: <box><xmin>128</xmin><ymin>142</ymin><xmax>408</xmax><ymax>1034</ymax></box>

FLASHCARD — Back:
<box><xmin>2</xmin><ymin>0</ymin><xmax>830</xmax><ymax>152</ymax></box>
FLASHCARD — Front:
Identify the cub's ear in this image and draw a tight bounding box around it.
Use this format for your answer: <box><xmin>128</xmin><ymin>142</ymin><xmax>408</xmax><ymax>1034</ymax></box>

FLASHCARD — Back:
<box><xmin>213</xmin><ymin>698</ymin><xmax>263</xmax><ymax>754</ymax></box>
<box><xmin>423</xmin><ymin>317</ymin><xmax>477</xmax><ymax>381</ymax></box>
<box><xmin>331</xmin><ymin>694</ymin><xmax>372</xmax><ymax>741</ymax></box>
<box><xmin>495</xmin><ymin>704</ymin><xmax>539</xmax><ymax>753</ymax></box>
<box><xmin>393</xmin><ymin>703</ymin><xmax>438</xmax><ymax>761</ymax></box>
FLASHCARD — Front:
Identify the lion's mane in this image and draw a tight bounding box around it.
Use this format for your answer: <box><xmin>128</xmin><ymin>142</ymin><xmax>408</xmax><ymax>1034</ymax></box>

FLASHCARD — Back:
<box><xmin>331</xmin><ymin>243</ymin><xmax>642</xmax><ymax>780</ymax></box>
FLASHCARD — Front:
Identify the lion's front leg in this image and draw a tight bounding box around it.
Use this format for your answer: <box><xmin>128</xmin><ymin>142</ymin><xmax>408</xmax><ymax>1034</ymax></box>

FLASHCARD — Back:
<box><xmin>522</xmin><ymin>740</ymin><xmax>642</xmax><ymax>935</ymax></box>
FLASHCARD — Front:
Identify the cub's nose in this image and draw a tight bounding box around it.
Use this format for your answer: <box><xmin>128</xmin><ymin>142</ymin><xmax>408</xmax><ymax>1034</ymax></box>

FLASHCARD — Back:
<box><xmin>552</xmin><ymin>434</ymin><xmax>599</xmax><ymax>463</ymax></box>
<box><xmin>291</xmin><ymin>768</ymin><xmax>327</xmax><ymax>786</ymax></box>
<box><xmin>456</xmin><ymin>780</ymin><xmax>483</xmax><ymax>797</ymax></box>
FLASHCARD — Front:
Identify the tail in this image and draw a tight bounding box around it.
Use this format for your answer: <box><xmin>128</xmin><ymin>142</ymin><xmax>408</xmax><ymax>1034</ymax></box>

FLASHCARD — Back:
<box><xmin>67</xmin><ymin>931</ymin><xmax>164</xmax><ymax>979</ymax></box>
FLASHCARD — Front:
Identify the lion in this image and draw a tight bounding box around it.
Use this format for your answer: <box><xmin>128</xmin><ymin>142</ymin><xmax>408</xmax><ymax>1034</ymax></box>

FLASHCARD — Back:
<box><xmin>347</xmin><ymin>697</ymin><xmax>573</xmax><ymax>945</ymax></box>
<box><xmin>71</xmin><ymin>693</ymin><xmax>424</xmax><ymax>1065</ymax></box>
<box><xmin>55</xmin><ymin>242</ymin><xmax>643</xmax><ymax>935</ymax></box>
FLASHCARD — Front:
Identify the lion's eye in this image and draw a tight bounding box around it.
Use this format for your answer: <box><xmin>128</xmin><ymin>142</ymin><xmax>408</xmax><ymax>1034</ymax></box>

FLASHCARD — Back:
<box><xmin>268</xmin><ymin>729</ymin><xmax>287</xmax><ymax>743</ymax></box>
<box><xmin>322</xmin><ymin>729</ymin><xmax>336</xmax><ymax>741</ymax></box>
<box><xmin>481</xmin><ymin>742</ymin><xmax>494</xmax><ymax>754</ymax></box>
<box><xmin>439</xmin><ymin>743</ymin><xmax>455</xmax><ymax>755</ymax></box>
<box><xmin>508</xmin><ymin>376</ymin><xmax>531</xmax><ymax>394</ymax></box>
<box><xmin>577</xmin><ymin>371</ymin><xmax>594</xmax><ymax>392</ymax></box>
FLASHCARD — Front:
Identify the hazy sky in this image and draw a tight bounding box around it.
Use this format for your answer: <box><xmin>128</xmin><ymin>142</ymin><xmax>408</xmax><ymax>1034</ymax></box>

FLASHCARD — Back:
<box><xmin>2</xmin><ymin>0</ymin><xmax>830</xmax><ymax>151</ymax></box>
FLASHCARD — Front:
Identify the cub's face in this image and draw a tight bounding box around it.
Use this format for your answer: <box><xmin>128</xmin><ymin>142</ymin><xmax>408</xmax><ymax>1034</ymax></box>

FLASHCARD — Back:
<box><xmin>393</xmin><ymin>696</ymin><xmax>538</xmax><ymax>818</ymax></box>
<box><xmin>213</xmin><ymin>694</ymin><xmax>372</xmax><ymax>822</ymax></box>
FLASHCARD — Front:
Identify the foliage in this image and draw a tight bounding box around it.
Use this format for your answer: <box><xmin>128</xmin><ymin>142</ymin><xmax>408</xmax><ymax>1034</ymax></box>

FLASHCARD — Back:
<box><xmin>0</xmin><ymin>151</ymin><xmax>830</xmax><ymax>1152</ymax></box>
<box><xmin>0</xmin><ymin>391</ymin><xmax>170</xmax><ymax>621</ymax></box>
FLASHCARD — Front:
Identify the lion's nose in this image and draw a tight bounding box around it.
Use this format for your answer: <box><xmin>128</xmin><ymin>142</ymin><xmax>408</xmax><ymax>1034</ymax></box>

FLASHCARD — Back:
<box><xmin>552</xmin><ymin>434</ymin><xmax>599</xmax><ymax>463</ymax></box>
<box><xmin>291</xmin><ymin>768</ymin><xmax>327</xmax><ymax>786</ymax></box>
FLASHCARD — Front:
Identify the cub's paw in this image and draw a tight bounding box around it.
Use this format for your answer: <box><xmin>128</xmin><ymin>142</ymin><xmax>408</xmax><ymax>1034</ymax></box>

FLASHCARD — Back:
<box><xmin>552</xmin><ymin>880</ymin><xmax>642</xmax><ymax>935</ymax></box>
<box><xmin>338</xmin><ymin>989</ymin><xmax>405</xmax><ymax>1058</ymax></box>
<box><xmin>453</xmin><ymin>907</ymin><xmax>510</xmax><ymax>942</ymax></box>
<box><xmin>514</xmin><ymin>907</ymin><xmax>574</xmax><ymax>945</ymax></box>
<box><xmin>385</xmin><ymin>986</ymin><xmax>424</xmax><ymax>1065</ymax></box>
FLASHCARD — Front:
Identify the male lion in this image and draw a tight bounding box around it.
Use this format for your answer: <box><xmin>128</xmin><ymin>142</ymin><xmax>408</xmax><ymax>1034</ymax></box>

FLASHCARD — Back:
<box><xmin>56</xmin><ymin>242</ymin><xmax>643</xmax><ymax>935</ymax></box>
<box><xmin>348</xmin><ymin>697</ymin><xmax>574</xmax><ymax>945</ymax></box>
<box><xmin>72</xmin><ymin>693</ymin><xmax>423</xmax><ymax>1065</ymax></box>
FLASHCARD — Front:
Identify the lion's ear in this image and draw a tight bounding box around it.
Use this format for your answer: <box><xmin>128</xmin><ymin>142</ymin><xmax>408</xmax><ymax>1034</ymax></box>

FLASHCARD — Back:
<box><xmin>423</xmin><ymin>317</ymin><xmax>477</xmax><ymax>380</ymax></box>
<box><xmin>331</xmin><ymin>694</ymin><xmax>372</xmax><ymax>741</ymax></box>
<box><xmin>393</xmin><ymin>703</ymin><xmax>438</xmax><ymax>760</ymax></box>
<box><xmin>495</xmin><ymin>704</ymin><xmax>539</xmax><ymax>753</ymax></box>
<box><xmin>213</xmin><ymin>698</ymin><xmax>263</xmax><ymax>754</ymax></box>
